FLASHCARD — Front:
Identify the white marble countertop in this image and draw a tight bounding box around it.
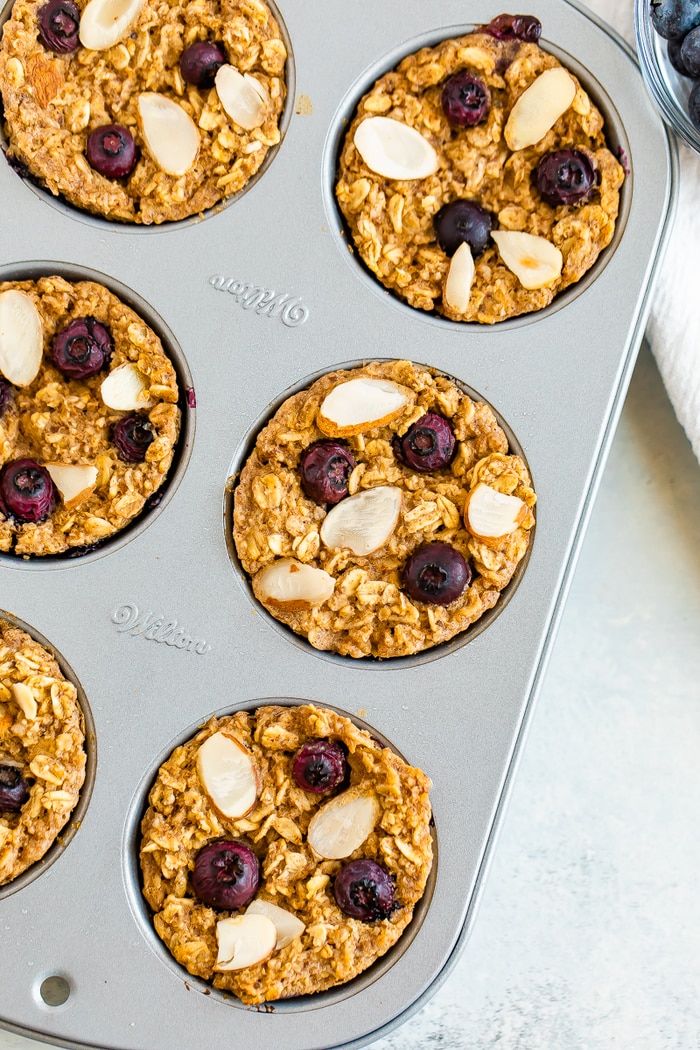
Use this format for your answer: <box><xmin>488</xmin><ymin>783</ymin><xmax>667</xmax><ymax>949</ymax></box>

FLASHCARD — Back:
<box><xmin>3</xmin><ymin>344</ymin><xmax>698</xmax><ymax>1050</ymax></box>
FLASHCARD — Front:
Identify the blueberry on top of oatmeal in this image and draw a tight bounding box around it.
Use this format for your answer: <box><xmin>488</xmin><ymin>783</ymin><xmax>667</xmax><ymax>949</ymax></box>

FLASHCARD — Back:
<box><xmin>441</xmin><ymin>70</ymin><xmax>491</xmax><ymax>126</ymax></box>
<box><xmin>86</xmin><ymin>125</ymin><xmax>138</xmax><ymax>180</ymax></box>
<box><xmin>534</xmin><ymin>148</ymin><xmax>597</xmax><ymax>206</ymax></box>
<box><xmin>179</xmin><ymin>40</ymin><xmax>226</xmax><ymax>88</ymax></box>
<box><xmin>402</xmin><ymin>542</ymin><xmax>471</xmax><ymax>606</ymax></box>
<box><xmin>483</xmin><ymin>13</ymin><xmax>542</xmax><ymax>42</ymax></box>
<box><xmin>37</xmin><ymin>0</ymin><xmax>80</xmax><ymax>53</ymax></box>
<box><xmin>112</xmin><ymin>414</ymin><xmax>155</xmax><ymax>463</ymax></box>
<box><xmin>0</xmin><ymin>458</ymin><xmax>56</xmax><ymax>523</ymax></box>
<box><xmin>51</xmin><ymin>316</ymin><xmax>113</xmax><ymax>379</ymax></box>
<box><xmin>191</xmin><ymin>839</ymin><xmax>260</xmax><ymax>911</ymax></box>
<box><xmin>292</xmin><ymin>739</ymin><xmax>347</xmax><ymax>793</ymax></box>
<box><xmin>0</xmin><ymin>764</ymin><xmax>31</xmax><ymax>814</ymax></box>
<box><xmin>334</xmin><ymin>858</ymin><xmax>396</xmax><ymax>921</ymax></box>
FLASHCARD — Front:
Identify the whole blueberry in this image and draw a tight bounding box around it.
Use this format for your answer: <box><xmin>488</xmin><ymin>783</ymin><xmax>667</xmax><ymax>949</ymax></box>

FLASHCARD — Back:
<box><xmin>667</xmin><ymin>34</ymin><xmax>694</xmax><ymax>74</ymax></box>
<box><xmin>392</xmin><ymin>412</ymin><xmax>455</xmax><ymax>473</ymax></box>
<box><xmin>292</xmin><ymin>739</ymin><xmax>347</xmax><ymax>793</ymax></box>
<box><xmin>0</xmin><ymin>764</ymin><xmax>30</xmax><ymax>813</ymax></box>
<box><xmin>112</xmin><ymin>415</ymin><xmax>154</xmax><ymax>463</ymax></box>
<box><xmin>0</xmin><ymin>379</ymin><xmax>13</xmax><ymax>420</ymax></box>
<box><xmin>191</xmin><ymin>840</ymin><xmax>259</xmax><ymax>910</ymax></box>
<box><xmin>51</xmin><ymin>316</ymin><xmax>113</xmax><ymax>380</ymax></box>
<box><xmin>535</xmin><ymin>149</ymin><xmax>596</xmax><ymax>207</ymax></box>
<box><xmin>441</xmin><ymin>71</ymin><xmax>490</xmax><ymax>127</ymax></box>
<box><xmin>689</xmin><ymin>79</ymin><xmax>700</xmax><ymax>127</ymax></box>
<box><xmin>334</xmin><ymin>859</ymin><xmax>395</xmax><ymax>921</ymax></box>
<box><xmin>86</xmin><ymin>125</ymin><xmax>138</xmax><ymax>179</ymax></box>
<box><xmin>37</xmin><ymin>0</ymin><xmax>80</xmax><ymax>53</ymax></box>
<box><xmin>680</xmin><ymin>24</ymin><xmax>700</xmax><ymax>74</ymax></box>
<box><xmin>299</xmin><ymin>440</ymin><xmax>356</xmax><ymax>505</ymax></box>
<box><xmin>433</xmin><ymin>199</ymin><xmax>496</xmax><ymax>256</ymax></box>
<box><xmin>0</xmin><ymin>459</ymin><xmax>56</xmax><ymax>524</ymax></box>
<box><xmin>650</xmin><ymin>0</ymin><xmax>700</xmax><ymax>40</ymax></box>
<box><xmin>180</xmin><ymin>41</ymin><xmax>227</xmax><ymax>87</ymax></box>
<box><xmin>482</xmin><ymin>13</ymin><xmax>542</xmax><ymax>43</ymax></box>
<box><xmin>402</xmin><ymin>542</ymin><xmax>471</xmax><ymax>605</ymax></box>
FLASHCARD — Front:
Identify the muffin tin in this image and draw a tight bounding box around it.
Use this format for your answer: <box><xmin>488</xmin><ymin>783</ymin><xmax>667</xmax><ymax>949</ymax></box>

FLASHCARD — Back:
<box><xmin>0</xmin><ymin>1</ymin><xmax>676</xmax><ymax>1048</ymax></box>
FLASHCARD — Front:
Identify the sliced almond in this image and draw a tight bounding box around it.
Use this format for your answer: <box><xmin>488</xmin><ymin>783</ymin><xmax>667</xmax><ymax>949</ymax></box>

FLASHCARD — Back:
<box><xmin>245</xmin><ymin>899</ymin><xmax>305</xmax><ymax>949</ymax></box>
<box><xmin>504</xmin><ymin>67</ymin><xmax>576</xmax><ymax>151</ymax></box>
<box><xmin>11</xmin><ymin>682</ymin><xmax>37</xmax><ymax>721</ymax></box>
<box><xmin>443</xmin><ymin>242</ymin><xmax>475</xmax><ymax>314</ymax></box>
<box><xmin>317</xmin><ymin>377</ymin><xmax>410</xmax><ymax>438</ymax></box>
<box><xmin>197</xmin><ymin>730</ymin><xmax>261</xmax><ymax>820</ymax></box>
<box><xmin>214</xmin><ymin>914</ymin><xmax>277</xmax><ymax>972</ymax></box>
<box><xmin>353</xmin><ymin>116</ymin><xmax>439</xmax><ymax>181</ymax></box>
<box><xmin>320</xmin><ymin>486</ymin><xmax>401</xmax><ymax>557</ymax></box>
<box><xmin>464</xmin><ymin>482</ymin><xmax>528</xmax><ymax>542</ymax></box>
<box><xmin>137</xmin><ymin>93</ymin><xmax>200</xmax><ymax>176</ymax></box>
<box><xmin>256</xmin><ymin>559</ymin><xmax>334</xmax><ymax>611</ymax></box>
<box><xmin>79</xmin><ymin>0</ymin><xmax>145</xmax><ymax>50</ymax></box>
<box><xmin>215</xmin><ymin>65</ymin><xmax>269</xmax><ymax>131</ymax></box>
<box><xmin>0</xmin><ymin>289</ymin><xmax>43</xmax><ymax>388</ymax></box>
<box><xmin>100</xmin><ymin>363</ymin><xmax>154</xmax><ymax>411</ymax></box>
<box><xmin>491</xmin><ymin>230</ymin><xmax>562</xmax><ymax>290</ymax></box>
<box><xmin>45</xmin><ymin>463</ymin><xmax>98</xmax><ymax>511</ymax></box>
<box><xmin>307</xmin><ymin>789</ymin><xmax>380</xmax><ymax>860</ymax></box>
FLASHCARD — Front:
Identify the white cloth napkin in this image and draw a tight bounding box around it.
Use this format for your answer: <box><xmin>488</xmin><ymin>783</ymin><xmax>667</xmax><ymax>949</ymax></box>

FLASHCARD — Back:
<box><xmin>580</xmin><ymin>0</ymin><xmax>700</xmax><ymax>463</ymax></box>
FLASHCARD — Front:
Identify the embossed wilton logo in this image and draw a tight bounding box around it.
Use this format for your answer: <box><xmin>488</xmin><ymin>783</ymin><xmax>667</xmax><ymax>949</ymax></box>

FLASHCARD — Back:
<box><xmin>112</xmin><ymin>603</ymin><xmax>210</xmax><ymax>655</ymax></box>
<box><xmin>209</xmin><ymin>275</ymin><xmax>309</xmax><ymax>327</ymax></box>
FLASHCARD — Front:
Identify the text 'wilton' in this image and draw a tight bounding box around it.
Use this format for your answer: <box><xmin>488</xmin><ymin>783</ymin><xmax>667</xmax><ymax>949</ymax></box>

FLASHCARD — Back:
<box><xmin>112</xmin><ymin>603</ymin><xmax>211</xmax><ymax>655</ymax></box>
<box><xmin>209</xmin><ymin>274</ymin><xmax>309</xmax><ymax>327</ymax></box>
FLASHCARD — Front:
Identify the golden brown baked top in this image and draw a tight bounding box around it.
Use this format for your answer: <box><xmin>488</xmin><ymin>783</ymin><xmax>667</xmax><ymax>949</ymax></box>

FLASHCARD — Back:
<box><xmin>0</xmin><ymin>0</ymin><xmax>286</xmax><ymax>222</ymax></box>
<box><xmin>233</xmin><ymin>360</ymin><xmax>536</xmax><ymax>658</ymax></box>
<box><xmin>140</xmin><ymin>703</ymin><xmax>433</xmax><ymax>1003</ymax></box>
<box><xmin>0</xmin><ymin>620</ymin><xmax>86</xmax><ymax>886</ymax></box>
<box><xmin>0</xmin><ymin>276</ymin><xmax>180</xmax><ymax>556</ymax></box>
<box><xmin>335</xmin><ymin>25</ymin><xmax>625</xmax><ymax>323</ymax></box>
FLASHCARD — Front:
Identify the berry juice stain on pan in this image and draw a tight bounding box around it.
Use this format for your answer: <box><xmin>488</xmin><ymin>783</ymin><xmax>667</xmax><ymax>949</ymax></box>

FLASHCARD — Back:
<box><xmin>0</xmin><ymin>610</ymin><xmax>96</xmax><ymax>901</ymax></box>
<box><xmin>321</xmin><ymin>25</ymin><xmax>632</xmax><ymax>331</ymax></box>
<box><xmin>0</xmin><ymin>0</ymin><xmax>296</xmax><ymax>231</ymax></box>
<box><xmin>122</xmin><ymin>698</ymin><xmax>437</xmax><ymax>1012</ymax></box>
<box><xmin>224</xmin><ymin>358</ymin><xmax>536</xmax><ymax>668</ymax></box>
<box><xmin>0</xmin><ymin>260</ymin><xmax>195</xmax><ymax>569</ymax></box>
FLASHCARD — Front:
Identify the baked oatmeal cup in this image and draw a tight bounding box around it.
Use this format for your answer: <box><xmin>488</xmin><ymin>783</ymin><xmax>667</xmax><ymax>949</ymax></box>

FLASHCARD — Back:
<box><xmin>335</xmin><ymin>13</ymin><xmax>626</xmax><ymax>323</ymax></box>
<box><xmin>233</xmin><ymin>360</ymin><xmax>536</xmax><ymax>659</ymax></box>
<box><xmin>0</xmin><ymin>0</ymin><xmax>286</xmax><ymax>223</ymax></box>
<box><xmin>0</xmin><ymin>275</ymin><xmax>180</xmax><ymax>556</ymax></box>
<box><xmin>0</xmin><ymin>619</ymin><xmax>86</xmax><ymax>887</ymax></box>
<box><xmin>139</xmin><ymin>703</ymin><xmax>433</xmax><ymax>1003</ymax></box>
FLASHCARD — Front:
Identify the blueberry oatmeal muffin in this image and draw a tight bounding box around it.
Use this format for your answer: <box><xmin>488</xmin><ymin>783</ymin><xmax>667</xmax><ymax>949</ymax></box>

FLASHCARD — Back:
<box><xmin>0</xmin><ymin>275</ymin><xmax>180</xmax><ymax>556</ymax></box>
<box><xmin>0</xmin><ymin>620</ymin><xmax>86</xmax><ymax>886</ymax></box>
<box><xmin>140</xmin><ymin>704</ymin><xmax>433</xmax><ymax>1003</ymax></box>
<box><xmin>335</xmin><ymin>14</ymin><xmax>625</xmax><ymax>323</ymax></box>
<box><xmin>233</xmin><ymin>360</ymin><xmax>536</xmax><ymax>659</ymax></box>
<box><xmin>0</xmin><ymin>0</ymin><xmax>286</xmax><ymax>222</ymax></box>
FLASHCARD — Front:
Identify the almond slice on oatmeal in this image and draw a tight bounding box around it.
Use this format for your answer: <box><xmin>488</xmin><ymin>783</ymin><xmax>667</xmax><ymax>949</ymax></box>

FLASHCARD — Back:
<box><xmin>256</xmin><ymin>559</ymin><xmax>335</xmax><ymax>610</ymax></box>
<box><xmin>215</xmin><ymin>65</ymin><xmax>269</xmax><ymax>130</ymax></box>
<box><xmin>245</xmin><ymin>899</ymin><xmax>305</xmax><ymax>949</ymax></box>
<box><xmin>320</xmin><ymin>486</ymin><xmax>402</xmax><ymax>556</ymax></box>
<box><xmin>443</xmin><ymin>242</ymin><xmax>475</xmax><ymax>313</ymax></box>
<box><xmin>10</xmin><ymin>682</ymin><xmax>37</xmax><ymax>721</ymax></box>
<box><xmin>197</xmin><ymin>730</ymin><xmax>261</xmax><ymax>819</ymax></box>
<box><xmin>317</xmin><ymin>377</ymin><xmax>411</xmax><ymax>437</ymax></box>
<box><xmin>79</xmin><ymin>0</ymin><xmax>145</xmax><ymax>50</ymax></box>
<box><xmin>353</xmin><ymin>116</ymin><xmax>439</xmax><ymax>180</ymax></box>
<box><xmin>45</xmin><ymin>463</ymin><xmax>98</xmax><ymax>511</ymax></box>
<box><xmin>100</xmin><ymin>362</ymin><xmax>154</xmax><ymax>411</ymax></box>
<box><xmin>504</xmin><ymin>67</ymin><xmax>577</xmax><ymax>151</ymax></box>
<box><xmin>464</xmin><ymin>482</ymin><xmax>528</xmax><ymax>542</ymax></box>
<box><xmin>137</xmin><ymin>93</ymin><xmax>200</xmax><ymax>176</ymax></box>
<box><xmin>214</xmin><ymin>914</ymin><xmax>277</xmax><ymax>972</ymax></box>
<box><xmin>307</xmin><ymin>789</ymin><xmax>381</xmax><ymax>859</ymax></box>
<box><xmin>0</xmin><ymin>289</ymin><xmax>43</xmax><ymax>388</ymax></box>
<box><xmin>491</xmin><ymin>230</ymin><xmax>563</xmax><ymax>290</ymax></box>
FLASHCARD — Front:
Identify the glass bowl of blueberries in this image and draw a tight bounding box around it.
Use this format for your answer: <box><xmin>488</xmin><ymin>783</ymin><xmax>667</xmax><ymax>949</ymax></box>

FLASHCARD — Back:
<box><xmin>636</xmin><ymin>0</ymin><xmax>700</xmax><ymax>152</ymax></box>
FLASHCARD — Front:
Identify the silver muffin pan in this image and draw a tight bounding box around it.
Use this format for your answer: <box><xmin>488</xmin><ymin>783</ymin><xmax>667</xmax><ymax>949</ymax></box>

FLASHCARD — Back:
<box><xmin>0</xmin><ymin>0</ymin><xmax>676</xmax><ymax>1048</ymax></box>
